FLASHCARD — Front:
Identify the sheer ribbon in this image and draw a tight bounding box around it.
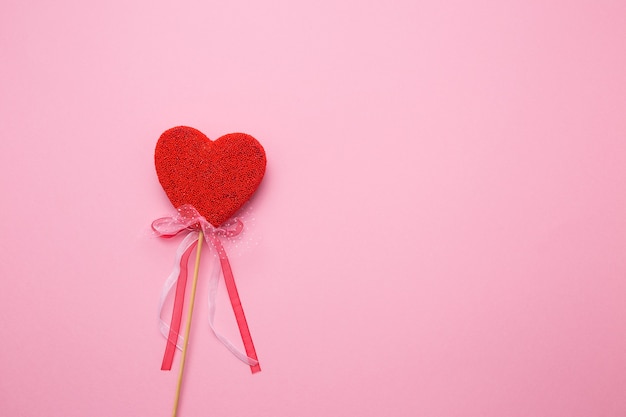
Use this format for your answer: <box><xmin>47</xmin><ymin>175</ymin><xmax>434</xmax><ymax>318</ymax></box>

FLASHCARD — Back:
<box><xmin>153</xmin><ymin>205</ymin><xmax>261</xmax><ymax>373</ymax></box>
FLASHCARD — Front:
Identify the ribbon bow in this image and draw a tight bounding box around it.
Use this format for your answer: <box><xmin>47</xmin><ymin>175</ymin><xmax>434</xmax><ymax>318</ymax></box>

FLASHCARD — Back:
<box><xmin>153</xmin><ymin>204</ymin><xmax>260</xmax><ymax>373</ymax></box>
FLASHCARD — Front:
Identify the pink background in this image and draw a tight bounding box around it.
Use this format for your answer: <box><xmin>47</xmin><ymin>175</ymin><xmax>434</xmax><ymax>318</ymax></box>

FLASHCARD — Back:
<box><xmin>1</xmin><ymin>0</ymin><xmax>625</xmax><ymax>416</ymax></box>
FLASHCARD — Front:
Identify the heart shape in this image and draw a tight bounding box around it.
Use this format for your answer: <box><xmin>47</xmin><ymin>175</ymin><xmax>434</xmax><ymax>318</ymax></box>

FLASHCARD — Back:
<box><xmin>155</xmin><ymin>126</ymin><xmax>266</xmax><ymax>227</ymax></box>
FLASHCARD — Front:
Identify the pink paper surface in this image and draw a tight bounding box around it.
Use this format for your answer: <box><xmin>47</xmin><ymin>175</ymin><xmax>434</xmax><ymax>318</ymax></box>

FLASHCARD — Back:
<box><xmin>1</xmin><ymin>1</ymin><xmax>625</xmax><ymax>416</ymax></box>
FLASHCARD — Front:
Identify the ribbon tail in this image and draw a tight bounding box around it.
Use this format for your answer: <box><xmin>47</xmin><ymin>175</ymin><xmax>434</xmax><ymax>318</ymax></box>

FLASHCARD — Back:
<box><xmin>206</xmin><ymin>252</ymin><xmax>260</xmax><ymax>368</ymax></box>
<box><xmin>159</xmin><ymin>232</ymin><xmax>199</xmax><ymax>370</ymax></box>
<box><xmin>209</xmin><ymin>236</ymin><xmax>261</xmax><ymax>373</ymax></box>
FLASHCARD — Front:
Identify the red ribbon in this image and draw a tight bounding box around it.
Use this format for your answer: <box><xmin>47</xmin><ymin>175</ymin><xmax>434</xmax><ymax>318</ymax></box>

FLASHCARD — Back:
<box><xmin>161</xmin><ymin>240</ymin><xmax>196</xmax><ymax>370</ymax></box>
<box><xmin>153</xmin><ymin>205</ymin><xmax>261</xmax><ymax>374</ymax></box>
<box><xmin>208</xmin><ymin>235</ymin><xmax>261</xmax><ymax>373</ymax></box>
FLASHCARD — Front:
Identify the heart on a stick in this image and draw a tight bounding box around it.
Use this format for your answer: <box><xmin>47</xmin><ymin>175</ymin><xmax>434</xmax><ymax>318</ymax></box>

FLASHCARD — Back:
<box><xmin>155</xmin><ymin>126</ymin><xmax>266</xmax><ymax>227</ymax></box>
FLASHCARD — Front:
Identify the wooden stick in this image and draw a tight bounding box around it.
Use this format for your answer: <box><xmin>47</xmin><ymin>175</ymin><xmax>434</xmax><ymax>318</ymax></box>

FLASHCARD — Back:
<box><xmin>172</xmin><ymin>230</ymin><xmax>204</xmax><ymax>417</ymax></box>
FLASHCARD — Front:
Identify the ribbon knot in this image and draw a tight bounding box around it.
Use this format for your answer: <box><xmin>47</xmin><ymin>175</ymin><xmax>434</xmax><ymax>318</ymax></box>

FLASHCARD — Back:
<box><xmin>152</xmin><ymin>204</ymin><xmax>243</xmax><ymax>238</ymax></box>
<box><xmin>153</xmin><ymin>205</ymin><xmax>260</xmax><ymax>373</ymax></box>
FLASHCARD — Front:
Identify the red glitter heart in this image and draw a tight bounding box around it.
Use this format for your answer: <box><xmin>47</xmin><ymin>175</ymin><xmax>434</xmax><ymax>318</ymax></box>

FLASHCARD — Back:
<box><xmin>155</xmin><ymin>126</ymin><xmax>266</xmax><ymax>227</ymax></box>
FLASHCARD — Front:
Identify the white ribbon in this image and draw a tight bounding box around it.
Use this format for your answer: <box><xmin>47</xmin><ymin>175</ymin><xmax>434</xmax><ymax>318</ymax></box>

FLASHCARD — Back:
<box><xmin>157</xmin><ymin>231</ymin><xmax>199</xmax><ymax>350</ymax></box>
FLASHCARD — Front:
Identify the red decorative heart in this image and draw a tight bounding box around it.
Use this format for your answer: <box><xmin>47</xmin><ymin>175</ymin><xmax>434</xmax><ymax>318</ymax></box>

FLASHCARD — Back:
<box><xmin>155</xmin><ymin>126</ymin><xmax>266</xmax><ymax>227</ymax></box>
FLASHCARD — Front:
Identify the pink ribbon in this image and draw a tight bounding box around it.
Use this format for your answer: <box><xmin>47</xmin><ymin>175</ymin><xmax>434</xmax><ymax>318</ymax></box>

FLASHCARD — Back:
<box><xmin>153</xmin><ymin>205</ymin><xmax>261</xmax><ymax>373</ymax></box>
